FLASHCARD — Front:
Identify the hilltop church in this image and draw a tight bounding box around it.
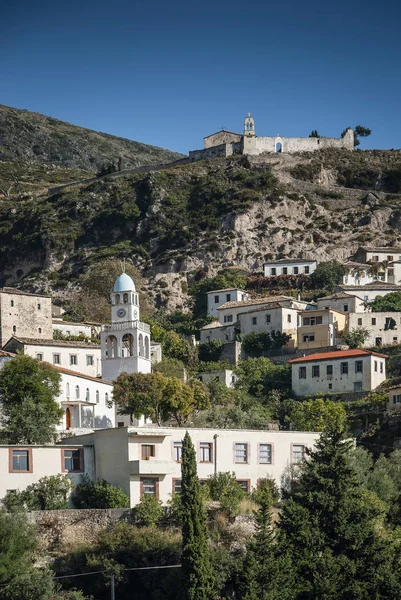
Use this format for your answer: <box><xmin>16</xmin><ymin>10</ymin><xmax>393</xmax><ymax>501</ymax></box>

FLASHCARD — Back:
<box><xmin>189</xmin><ymin>114</ymin><xmax>354</xmax><ymax>161</ymax></box>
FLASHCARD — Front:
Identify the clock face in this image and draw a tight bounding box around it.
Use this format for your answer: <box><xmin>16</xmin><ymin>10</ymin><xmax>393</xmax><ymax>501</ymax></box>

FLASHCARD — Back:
<box><xmin>133</xmin><ymin>309</ymin><xmax>138</xmax><ymax>319</ymax></box>
<box><xmin>117</xmin><ymin>308</ymin><xmax>126</xmax><ymax>318</ymax></box>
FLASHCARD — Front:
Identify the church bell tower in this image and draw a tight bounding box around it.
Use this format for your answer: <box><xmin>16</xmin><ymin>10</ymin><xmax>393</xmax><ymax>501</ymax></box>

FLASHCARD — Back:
<box><xmin>243</xmin><ymin>112</ymin><xmax>256</xmax><ymax>154</ymax></box>
<box><xmin>100</xmin><ymin>272</ymin><xmax>152</xmax><ymax>381</ymax></box>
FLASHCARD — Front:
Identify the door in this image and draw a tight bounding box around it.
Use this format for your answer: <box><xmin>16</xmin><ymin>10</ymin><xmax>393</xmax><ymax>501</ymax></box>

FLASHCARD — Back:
<box><xmin>66</xmin><ymin>407</ymin><xmax>71</xmax><ymax>430</ymax></box>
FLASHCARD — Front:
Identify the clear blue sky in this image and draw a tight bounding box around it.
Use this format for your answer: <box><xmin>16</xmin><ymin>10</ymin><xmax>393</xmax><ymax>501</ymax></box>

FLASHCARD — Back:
<box><xmin>1</xmin><ymin>0</ymin><xmax>400</xmax><ymax>153</ymax></box>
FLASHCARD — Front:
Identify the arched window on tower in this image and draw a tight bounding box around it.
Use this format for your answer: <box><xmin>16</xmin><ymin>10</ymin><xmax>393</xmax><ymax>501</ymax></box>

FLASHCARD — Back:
<box><xmin>107</xmin><ymin>335</ymin><xmax>118</xmax><ymax>359</ymax></box>
<box><xmin>123</xmin><ymin>293</ymin><xmax>128</xmax><ymax>304</ymax></box>
<box><xmin>122</xmin><ymin>333</ymin><xmax>134</xmax><ymax>357</ymax></box>
<box><xmin>76</xmin><ymin>386</ymin><xmax>80</xmax><ymax>399</ymax></box>
<box><xmin>66</xmin><ymin>383</ymin><xmax>70</xmax><ymax>398</ymax></box>
<box><xmin>145</xmin><ymin>336</ymin><xmax>150</xmax><ymax>359</ymax></box>
<box><xmin>275</xmin><ymin>142</ymin><xmax>282</xmax><ymax>153</ymax></box>
<box><xmin>96</xmin><ymin>390</ymin><xmax>99</xmax><ymax>404</ymax></box>
<box><xmin>138</xmin><ymin>333</ymin><xmax>144</xmax><ymax>357</ymax></box>
<box><xmin>105</xmin><ymin>392</ymin><xmax>109</xmax><ymax>406</ymax></box>
<box><xmin>115</xmin><ymin>294</ymin><xmax>120</xmax><ymax>305</ymax></box>
<box><xmin>86</xmin><ymin>388</ymin><xmax>90</xmax><ymax>402</ymax></box>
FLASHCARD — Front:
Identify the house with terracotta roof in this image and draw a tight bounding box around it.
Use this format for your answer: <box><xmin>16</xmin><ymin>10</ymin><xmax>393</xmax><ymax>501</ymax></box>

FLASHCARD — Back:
<box><xmin>289</xmin><ymin>349</ymin><xmax>387</xmax><ymax>397</ymax></box>
<box><xmin>339</xmin><ymin>281</ymin><xmax>401</xmax><ymax>303</ymax></box>
<box><xmin>316</xmin><ymin>292</ymin><xmax>367</xmax><ymax>314</ymax></box>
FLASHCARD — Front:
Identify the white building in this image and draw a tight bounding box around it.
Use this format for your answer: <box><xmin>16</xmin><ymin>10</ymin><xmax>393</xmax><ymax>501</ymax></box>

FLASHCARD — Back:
<box><xmin>60</xmin><ymin>427</ymin><xmax>320</xmax><ymax>506</ymax></box>
<box><xmin>263</xmin><ymin>259</ymin><xmax>317</xmax><ymax>278</ymax></box>
<box><xmin>0</xmin><ymin>444</ymin><xmax>94</xmax><ymax>502</ymax></box>
<box><xmin>238</xmin><ymin>302</ymin><xmax>299</xmax><ymax>348</ymax></box>
<box><xmin>100</xmin><ymin>273</ymin><xmax>152</xmax><ymax>381</ymax></box>
<box><xmin>353</xmin><ymin>246</ymin><xmax>401</xmax><ymax>265</ymax></box>
<box><xmin>339</xmin><ymin>282</ymin><xmax>401</xmax><ymax>303</ymax></box>
<box><xmin>216</xmin><ymin>295</ymin><xmax>314</xmax><ymax>327</ymax></box>
<box><xmin>290</xmin><ymin>349</ymin><xmax>387</xmax><ymax>397</ymax></box>
<box><xmin>207</xmin><ymin>288</ymin><xmax>250</xmax><ymax>317</ymax></box>
<box><xmin>3</xmin><ymin>337</ymin><xmax>101</xmax><ymax>378</ymax></box>
<box><xmin>197</xmin><ymin>370</ymin><xmax>237</xmax><ymax>388</ymax></box>
<box><xmin>52</xmin><ymin>319</ymin><xmax>92</xmax><ymax>338</ymax></box>
<box><xmin>348</xmin><ymin>312</ymin><xmax>401</xmax><ymax>347</ymax></box>
<box><xmin>316</xmin><ymin>293</ymin><xmax>367</xmax><ymax>314</ymax></box>
<box><xmin>54</xmin><ymin>366</ymin><xmax>115</xmax><ymax>432</ymax></box>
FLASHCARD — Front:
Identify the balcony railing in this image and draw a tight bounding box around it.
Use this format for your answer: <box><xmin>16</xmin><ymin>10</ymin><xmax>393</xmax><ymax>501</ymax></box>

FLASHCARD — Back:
<box><xmin>102</xmin><ymin>321</ymin><xmax>150</xmax><ymax>333</ymax></box>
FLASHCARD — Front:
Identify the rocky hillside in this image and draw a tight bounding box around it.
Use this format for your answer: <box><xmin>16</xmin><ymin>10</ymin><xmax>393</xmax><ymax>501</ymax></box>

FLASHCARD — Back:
<box><xmin>2</xmin><ymin>148</ymin><xmax>401</xmax><ymax>312</ymax></box>
<box><xmin>0</xmin><ymin>105</ymin><xmax>183</xmax><ymax>172</ymax></box>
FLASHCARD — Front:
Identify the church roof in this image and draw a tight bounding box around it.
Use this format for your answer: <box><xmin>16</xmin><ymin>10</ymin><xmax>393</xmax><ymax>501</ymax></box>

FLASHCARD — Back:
<box><xmin>113</xmin><ymin>273</ymin><xmax>136</xmax><ymax>293</ymax></box>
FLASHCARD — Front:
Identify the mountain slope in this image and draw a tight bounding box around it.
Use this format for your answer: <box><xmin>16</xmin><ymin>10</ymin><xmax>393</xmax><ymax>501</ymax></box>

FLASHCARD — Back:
<box><xmin>2</xmin><ymin>149</ymin><xmax>401</xmax><ymax>312</ymax></box>
<box><xmin>0</xmin><ymin>105</ymin><xmax>184</xmax><ymax>172</ymax></box>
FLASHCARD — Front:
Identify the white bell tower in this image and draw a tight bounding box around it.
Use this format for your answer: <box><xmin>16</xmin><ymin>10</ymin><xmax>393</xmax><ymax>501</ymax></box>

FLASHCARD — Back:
<box><xmin>243</xmin><ymin>112</ymin><xmax>257</xmax><ymax>154</ymax></box>
<box><xmin>100</xmin><ymin>273</ymin><xmax>152</xmax><ymax>381</ymax></box>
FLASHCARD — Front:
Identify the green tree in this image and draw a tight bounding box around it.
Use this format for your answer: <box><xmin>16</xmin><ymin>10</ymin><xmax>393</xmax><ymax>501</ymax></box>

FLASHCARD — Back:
<box><xmin>73</xmin><ymin>475</ymin><xmax>129</xmax><ymax>508</ymax></box>
<box><xmin>289</xmin><ymin>398</ymin><xmax>347</xmax><ymax>432</ymax></box>
<box><xmin>189</xmin><ymin>268</ymin><xmax>247</xmax><ymax>318</ymax></box>
<box><xmin>341</xmin><ymin>125</ymin><xmax>372</xmax><ymax>147</ymax></box>
<box><xmin>278</xmin><ymin>426</ymin><xmax>401</xmax><ymax>599</ymax></box>
<box><xmin>0</xmin><ymin>354</ymin><xmax>63</xmax><ymax>444</ymax></box>
<box><xmin>235</xmin><ymin>357</ymin><xmax>291</xmax><ymax>397</ymax></box>
<box><xmin>207</xmin><ymin>472</ymin><xmax>246</xmax><ymax>517</ymax></box>
<box><xmin>370</xmin><ymin>291</ymin><xmax>401</xmax><ymax>312</ymax></box>
<box><xmin>310</xmin><ymin>260</ymin><xmax>346</xmax><ymax>291</ymax></box>
<box><xmin>342</xmin><ymin>326</ymin><xmax>370</xmax><ymax>348</ymax></box>
<box><xmin>133</xmin><ymin>495</ymin><xmax>163</xmax><ymax>527</ymax></box>
<box><xmin>238</xmin><ymin>487</ymin><xmax>296</xmax><ymax>600</ymax></box>
<box><xmin>181</xmin><ymin>432</ymin><xmax>214</xmax><ymax>600</ymax></box>
<box><xmin>198</xmin><ymin>339</ymin><xmax>223</xmax><ymax>363</ymax></box>
<box><xmin>309</xmin><ymin>130</ymin><xmax>320</xmax><ymax>138</ymax></box>
<box><xmin>241</xmin><ymin>331</ymin><xmax>291</xmax><ymax>357</ymax></box>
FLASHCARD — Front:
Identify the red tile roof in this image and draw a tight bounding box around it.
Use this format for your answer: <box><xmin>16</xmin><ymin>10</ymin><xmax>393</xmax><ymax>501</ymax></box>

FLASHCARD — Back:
<box><xmin>289</xmin><ymin>349</ymin><xmax>388</xmax><ymax>364</ymax></box>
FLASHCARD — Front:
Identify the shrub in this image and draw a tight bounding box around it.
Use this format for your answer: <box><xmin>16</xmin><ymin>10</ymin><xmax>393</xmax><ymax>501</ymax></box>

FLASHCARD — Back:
<box><xmin>133</xmin><ymin>495</ymin><xmax>163</xmax><ymax>527</ymax></box>
<box><xmin>2</xmin><ymin>475</ymin><xmax>74</xmax><ymax>511</ymax></box>
<box><xmin>207</xmin><ymin>472</ymin><xmax>246</xmax><ymax>517</ymax></box>
<box><xmin>251</xmin><ymin>477</ymin><xmax>280</xmax><ymax>506</ymax></box>
<box><xmin>72</xmin><ymin>475</ymin><xmax>129</xmax><ymax>509</ymax></box>
<box><xmin>198</xmin><ymin>339</ymin><xmax>223</xmax><ymax>363</ymax></box>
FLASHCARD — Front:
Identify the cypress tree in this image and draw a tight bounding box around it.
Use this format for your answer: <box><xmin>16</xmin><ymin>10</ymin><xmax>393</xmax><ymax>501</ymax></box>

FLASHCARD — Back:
<box><xmin>278</xmin><ymin>426</ymin><xmax>401</xmax><ymax>599</ymax></box>
<box><xmin>238</xmin><ymin>485</ymin><xmax>296</xmax><ymax>600</ymax></box>
<box><xmin>181</xmin><ymin>431</ymin><xmax>214</xmax><ymax>600</ymax></box>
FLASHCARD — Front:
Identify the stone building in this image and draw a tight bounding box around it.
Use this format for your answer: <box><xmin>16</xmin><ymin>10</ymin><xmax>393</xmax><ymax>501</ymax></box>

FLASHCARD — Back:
<box><xmin>189</xmin><ymin>114</ymin><xmax>354</xmax><ymax>161</ymax></box>
<box><xmin>0</xmin><ymin>288</ymin><xmax>53</xmax><ymax>348</ymax></box>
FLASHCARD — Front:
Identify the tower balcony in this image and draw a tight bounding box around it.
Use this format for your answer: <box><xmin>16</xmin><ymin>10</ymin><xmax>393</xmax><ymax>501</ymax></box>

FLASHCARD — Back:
<box><xmin>101</xmin><ymin>321</ymin><xmax>150</xmax><ymax>334</ymax></box>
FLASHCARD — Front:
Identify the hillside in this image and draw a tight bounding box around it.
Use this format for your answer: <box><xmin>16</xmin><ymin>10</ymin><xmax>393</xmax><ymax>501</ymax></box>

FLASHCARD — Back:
<box><xmin>2</xmin><ymin>148</ymin><xmax>401</xmax><ymax>312</ymax></box>
<box><xmin>0</xmin><ymin>105</ymin><xmax>183</xmax><ymax>172</ymax></box>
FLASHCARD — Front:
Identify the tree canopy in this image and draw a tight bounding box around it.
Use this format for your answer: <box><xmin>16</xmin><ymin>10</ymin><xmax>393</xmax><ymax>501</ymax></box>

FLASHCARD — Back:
<box><xmin>234</xmin><ymin>357</ymin><xmax>291</xmax><ymax>397</ymax></box>
<box><xmin>310</xmin><ymin>260</ymin><xmax>346</xmax><ymax>291</ymax></box>
<box><xmin>370</xmin><ymin>291</ymin><xmax>401</xmax><ymax>312</ymax></box>
<box><xmin>289</xmin><ymin>398</ymin><xmax>347</xmax><ymax>432</ymax></box>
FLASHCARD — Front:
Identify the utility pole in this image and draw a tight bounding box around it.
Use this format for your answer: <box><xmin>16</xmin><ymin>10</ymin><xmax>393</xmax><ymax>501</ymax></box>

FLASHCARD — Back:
<box><xmin>110</xmin><ymin>574</ymin><xmax>115</xmax><ymax>600</ymax></box>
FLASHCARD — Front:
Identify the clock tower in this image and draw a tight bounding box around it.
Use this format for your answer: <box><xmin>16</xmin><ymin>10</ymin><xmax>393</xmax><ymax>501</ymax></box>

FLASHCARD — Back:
<box><xmin>100</xmin><ymin>272</ymin><xmax>152</xmax><ymax>381</ymax></box>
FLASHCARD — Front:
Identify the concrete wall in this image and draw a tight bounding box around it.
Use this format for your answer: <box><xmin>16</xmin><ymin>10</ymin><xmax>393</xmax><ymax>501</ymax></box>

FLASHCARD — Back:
<box><xmin>58</xmin><ymin>372</ymin><xmax>114</xmax><ymax>431</ymax></box>
<box><xmin>238</xmin><ymin>306</ymin><xmax>298</xmax><ymax>347</ymax></box>
<box><xmin>263</xmin><ymin>261</ymin><xmax>316</xmax><ymax>277</ymax></box>
<box><xmin>207</xmin><ymin>289</ymin><xmax>249</xmax><ymax>317</ymax></box>
<box><xmin>316</xmin><ymin>295</ymin><xmax>366</xmax><ymax>313</ymax></box>
<box><xmin>0</xmin><ymin>444</ymin><xmax>94</xmax><ymax>501</ymax></box>
<box><xmin>200</xmin><ymin>323</ymin><xmax>236</xmax><ymax>344</ymax></box>
<box><xmin>20</xmin><ymin>343</ymin><xmax>102</xmax><ymax>378</ymax></box>
<box><xmin>197</xmin><ymin>370</ymin><xmax>237</xmax><ymax>388</ymax></box>
<box><xmin>0</xmin><ymin>292</ymin><xmax>53</xmax><ymax>348</ymax></box>
<box><xmin>348</xmin><ymin>312</ymin><xmax>401</xmax><ymax>347</ymax></box>
<box><xmin>204</xmin><ymin>131</ymin><xmax>242</xmax><ymax>149</ymax></box>
<box><xmin>291</xmin><ymin>354</ymin><xmax>386</xmax><ymax>397</ymax></box>
<box><xmin>52</xmin><ymin>321</ymin><xmax>92</xmax><ymax>337</ymax></box>
<box><xmin>341</xmin><ymin>287</ymin><xmax>401</xmax><ymax>302</ymax></box>
<box><xmin>244</xmin><ymin>130</ymin><xmax>354</xmax><ymax>155</ymax></box>
<box><xmin>297</xmin><ymin>310</ymin><xmax>348</xmax><ymax>350</ymax></box>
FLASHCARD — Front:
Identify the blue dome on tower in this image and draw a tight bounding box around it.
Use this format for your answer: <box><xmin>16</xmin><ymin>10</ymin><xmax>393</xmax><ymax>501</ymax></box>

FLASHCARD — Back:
<box><xmin>113</xmin><ymin>273</ymin><xmax>136</xmax><ymax>293</ymax></box>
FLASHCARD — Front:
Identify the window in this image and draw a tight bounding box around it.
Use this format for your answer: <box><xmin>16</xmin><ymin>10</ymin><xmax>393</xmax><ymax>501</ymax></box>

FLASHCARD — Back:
<box><xmin>62</xmin><ymin>449</ymin><xmax>83</xmax><ymax>472</ymax></box>
<box><xmin>85</xmin><ymin>388</ymin><xmax>90</xmax><ymax>401</ymax></box>
<box><xmin>303</xmin><ymin>317</ymin><xmax>310</xmax><ymax>326</ymax></box>
<box><xmin>328</xmin><ymin>383</ymin><xmax>332</xmax><ymax>390</ymax></box>
<box><xmin>70</xmin><ymin>354</ymin><xmax>77</xmax><ymax>366</ymax></box>
<box><xmin>266</xmin><ymin>314</ymin><xmax>271</xmax><ymax>324</ymax></box>
<box><xmin>326</xmin><ymin>365</ymin><xmax>333</xmax><ymax>376</ymax></box>
<box><xmin>36</xmin><ymin>353</ymin><xmax>43</xmax><ymax>361</ymax></box>
<box><xmin>224</xmin><ymin>315</ymin><xmax>233</xmax><ymax>323</ymax></box>
<box><xmin>140</xmin><ymin>477</ymin><xmax>159</xmax><ymax>498</ymax></box>
<box><xmin>299</xmin><ymin>367</ymin><xmax>306</xmax><ymax>379</ymax></box>
<box><xmin>173</xmin><ymin>442</ymin><xmax>183</xmax><ymax>461</ymax></box>
<box><xmin>355</xmin><ymin>361</ymin><xmax>363</xmax><ymax>373</ymax></box>
<box><xmin>358</xmin><ymin>318</ymin><xmax>363</xmax><ymax>326</ymax></box>
<box><xmin>271</xmin><ymin>268</ymin><xmax>276</xmax><ymax>276</ymax></box>
<box><xmin>226</xmin><ymin>294</ymin><xmax>231</xmax><ymax>302</ymax></box>
<box><xmin>380</xmin><ymin>362</ymin><xmax>384</xmax><ymax>374</ymax></box>
<box><xmin>96</xmin><ymin>391</ymin><xmax>99</xmax><ymax>404</ymax></box>
<box><xmin>53</xmin><ymin>354</ymin><xmax>60</xmax><ymax>365</ymax></box>
<box><xmin>312</xmin><ymin>365</ymin><xmax>320</xmax><ymax>378</ymax></box>
<box><xmin>12</xmin><ymin>325</ymin><xmax>16</xmax><ymax>333</ymax></box>
<box><xmin>364</xmin><ymin>295</ymin><xmax>369</xmax><ymax>301</ymax></box>
<box><xmin>393</xmin><ymin>394</ymin><xmax>401</xmax><ymax>404</ymax></box>
<box><xmin>200</xmin><ymin>442</ymin><xmax>212</xmax><ymax>463</ymax></box>
<box><xmin>343</xmin><ymin>304</ymin><xmax>349</xmax><ymax>312</ymax></box>
<box><xmin>75</xmin><ymin>386</ymin><xmax>80</xmax><ymax>399</ymax></box>
<box><xmin>236</xmin><ymin>480</ymin><xmax>250</xmax><ymax>493</ymax></box>
<box><xmin>341</xmin><ymin>362</ymin><xmax>348</xmax><ymax>374</ymax></box>
<box><xmin>287</xmin><ymin>314</ymin><xmax>292</xmax><ymax>323</ymax></box>
<box><xmin>388</xmin><ymin>255</ymin><xmax>394</xmax><ymax>261</ymax></box>
<box><xmin>105</xmin><ymin>392</ymin><xmax>109</xmax><ymax>405</ymax></box>
<box><xmin>304</xmin><ymin>266</ymin><xmax>310</xmax><ymax>274</ymax></box>
<box><xmin>214</xmin><ymin>295</ymin><xmax>219</xmax><ymax>304</ymax></box>
<box><xmin>86</xmin><ymin>355</ymin><xmax>94</xmax><ymax>366</ymax></box>
<box><xmin>66</xmin><ymin>383</ymin><xmax>70</xmax><ymax>398</ymax></box>
<box><xmin>10</xmin><ymin>300</ymin><xmax>14</xmax><ymax>307</ymax></box>
<box><xmin>354</xmin><ymin>382</ymin><xmax>363</xmax><ymax>391</ymax></box>
<box><xmin>172</xmin><ymin>479</ymin><xmax>182</xmax><ymax>494</ymax></box>
<box><xmin>374</xmin><ymin>361</ymin><xmax>378</xmax><ymax>372</ymax></box>
<box><xmin>372</xmin><ymin>318</ymin><xmax>376</xmax><ymax>325</ymax></box>
<box><xmin>293</xmin><ymin>266</ymin><xmax>299</xmax><ymax>274</ymax></box>
<box><xmin>252</xmin><ymin>317</ymin><xmax>257</xmax><ymax>325</ymax></box>
<box><xmin>123</xmin><ymin>293</ymin><xmax>128</xmax><ymax>304</ymax></box>
<box><xmin>259</xmin><ymin>443</ymin><xmax>272</xmax><ymax>464</ymax></box>
<box><xmin>394</xmin><ymin>337</ymin><xmax>398</xmax><ymax>343</ymax></box>
<box><xmin>37</xmin><ymin>303</ymin><xmax>41</xmax><ymax>310</ymax></box>
<box><xmin>303</xmin><ymin>334</ymin><xmax>315</xmax><ymax>342</ymax></box>
<box><xmin>141</xmin><ymin>444</ymin><xmax>155</xmax><ymax>460</ymax></box>
<box><xmin>292</xmin><ymin>445</ymin><xmax>305</xmax><ymax>463</ymax></box>
<box><xmin>234</xmin><ymin>443</ymin><xmax>248</xmax><ymax>464</ymax></box>
<box><xmin>282</xmin><ymin>267</ymin><xmax>288</xmax><ymax>275</ymax></box>
<box><xmin>10</xmin><ymin>449</ymin><xmax>31</xmax><ymax>472</ymax></box>
<box><xmin>38</xmin><ymin>328</ymin><xmax>42</xmax><ymax>334</ymax></box>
